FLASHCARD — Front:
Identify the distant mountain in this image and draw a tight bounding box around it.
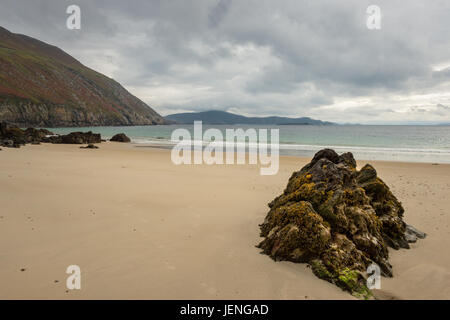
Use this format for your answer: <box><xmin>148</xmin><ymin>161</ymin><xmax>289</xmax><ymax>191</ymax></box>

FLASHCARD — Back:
<box><xmin>0</xmin><ymin>26</ymin><xmax>165</xmax><ymax>127</ymax></box>
<box><xmin>165</xmin><ymin>110</ymin><xmax>334</xmax><ymax>125</ymax></box>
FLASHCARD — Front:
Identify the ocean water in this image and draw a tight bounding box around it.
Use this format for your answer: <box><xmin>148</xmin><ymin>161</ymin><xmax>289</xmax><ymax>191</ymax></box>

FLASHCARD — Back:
<box><xmin>46</xmin><ymin>125</ymin><xmax>450</xmax><ymax>163</ymax></box>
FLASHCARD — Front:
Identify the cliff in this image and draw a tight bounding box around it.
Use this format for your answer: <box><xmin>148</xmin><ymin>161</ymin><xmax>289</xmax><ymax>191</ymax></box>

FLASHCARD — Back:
<box><xmin>0</xmin><ymin>26</ymin><xmax>165</xmax><ymax>127</ymax></box>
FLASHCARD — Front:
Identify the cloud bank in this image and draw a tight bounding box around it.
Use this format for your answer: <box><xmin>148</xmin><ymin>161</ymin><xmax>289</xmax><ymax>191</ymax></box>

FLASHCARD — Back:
<box><xmin>1</xmin><ymin>0</ymin><xmax>450</xmax><ymax>123</ymax></box>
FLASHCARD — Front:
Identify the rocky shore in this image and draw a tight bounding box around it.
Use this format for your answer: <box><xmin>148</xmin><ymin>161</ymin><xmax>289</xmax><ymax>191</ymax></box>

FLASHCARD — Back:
<box><xmin>258</xmin><ymin>149</ymin><xmax>426</xmax><ymax>298</ymax></box>
<box><xmin>0</xmin><ymin>121</ymin><xmax>129</xmax><ymax>148</ymax></box>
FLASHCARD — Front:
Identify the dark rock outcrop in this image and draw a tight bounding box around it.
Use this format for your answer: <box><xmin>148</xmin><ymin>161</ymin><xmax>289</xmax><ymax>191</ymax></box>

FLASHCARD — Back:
<box><xmin>23</xmin><ymin>127</ymin><xmax>53</xmax><ymax>144</ymax></box>
<box><xmin>110</xmin><ymin>133</ymin><xmax>131</xmax><ymax>143</ymax></box>
<box><xmin>258</xmin><ymin>149</ymin><xmax>425</xmax><ymax>298</ymax></box>
<box><xmin>1</xmin><ymin>122</ymin><xmax>26</xmax><ymax>147</ymax></box>
<box><xmin>44</xmin><ymin>131</ymin><xmax>101</xmax><ymax>144</ymax></box>
<box><xmin>1</xmin><ymin>121</ymin><xmax>53</xmax><ymax>147</ymax></box>
<box><xmin>0</xmin><ymin>121</ymin><xmax>101</xmax><ymax>147</ymax></box>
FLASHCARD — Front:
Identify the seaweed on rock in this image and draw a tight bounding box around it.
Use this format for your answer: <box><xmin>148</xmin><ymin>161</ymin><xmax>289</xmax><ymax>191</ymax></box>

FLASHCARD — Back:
<box><xmin>258</xmin><ymin>149</ymin><xmax>426</xmax><ymax>298</ymax></box>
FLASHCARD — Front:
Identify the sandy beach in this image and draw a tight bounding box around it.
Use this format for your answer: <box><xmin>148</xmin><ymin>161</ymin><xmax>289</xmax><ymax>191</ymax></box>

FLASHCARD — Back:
<box><xmin>0</xmin><ymin>142</ymin><xmax>449</xmax><ymax>300</ymax></box>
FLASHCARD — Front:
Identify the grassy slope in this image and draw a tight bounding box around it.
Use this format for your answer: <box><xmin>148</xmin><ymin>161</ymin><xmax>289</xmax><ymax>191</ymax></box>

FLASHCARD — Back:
<box><xmin>0</xmin><ymin>26</ymin><xmax>164</xmax><ymax>126</ymax></box>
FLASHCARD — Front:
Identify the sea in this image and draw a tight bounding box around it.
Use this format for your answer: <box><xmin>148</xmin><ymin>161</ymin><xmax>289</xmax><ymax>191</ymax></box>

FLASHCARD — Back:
<box><xmin>46</xmin><ymin>124</ymin><xmax>450</xmax><ymax>164</ymax></box>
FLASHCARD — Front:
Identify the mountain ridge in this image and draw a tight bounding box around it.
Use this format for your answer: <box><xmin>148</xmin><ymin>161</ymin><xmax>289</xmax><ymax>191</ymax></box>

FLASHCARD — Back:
<box><xmin>0</xmin><ymin>26</ymin><xmax>165</xmax><ymax>127</ymax></box>
<box><xmin>165</xmin><ymin>110</ymin><xmax>335</xmax><ymax>125</ymax></box>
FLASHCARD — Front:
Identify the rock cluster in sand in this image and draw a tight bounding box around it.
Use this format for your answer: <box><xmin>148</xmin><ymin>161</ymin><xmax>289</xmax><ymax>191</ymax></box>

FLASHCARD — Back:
<box><xmin>0</xmin><ymin>121</ymin><xmax>102</xmax><ymax>147</ymax></box>
<box><xmin>1</xmin><ymin>122</ymin><xmax>132</xmax><ymax>148</ymax></box>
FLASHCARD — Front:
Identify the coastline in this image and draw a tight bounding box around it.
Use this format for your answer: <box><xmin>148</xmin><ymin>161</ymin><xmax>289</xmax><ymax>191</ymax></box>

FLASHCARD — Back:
<box><xmin>43</xmin><ymin>124</ymin><xmax>450</xmax><ymax>164</ymax></box>
<box><xmin>136</xmin><ymin>143</ymin><xmax>450</xmax><ymax>166</ymax></box>
<box><xmin>0</xmin><ymin>142</ymin><xmax>449</xmax><ymax>299</ymax></box>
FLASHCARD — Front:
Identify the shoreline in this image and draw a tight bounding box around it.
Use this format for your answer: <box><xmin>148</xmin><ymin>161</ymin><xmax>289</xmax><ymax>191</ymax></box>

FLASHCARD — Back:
<box><xmin>133</xmin><ymin>143</ymin><xmax>450</xmax><ymax>166</ymax></box>
<box><xmin>1</xmin><ymin>142</ymin><xmax>449</xmax><ymax>299</ymax></box>
<box><xmin>4</xmin><ymin>139</ymin><xmax>450</xmax><ymax>165</ymax></box>
<box><xmin>36</xmin><ymin>123</ymin><xmax>450</xmax><ymax>165</ymax></box>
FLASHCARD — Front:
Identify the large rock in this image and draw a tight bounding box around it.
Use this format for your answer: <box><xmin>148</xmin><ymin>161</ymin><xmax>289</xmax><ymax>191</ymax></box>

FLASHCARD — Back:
<box><xmin>1</xmin><ymin>122</ymin><xmax>53</xmax><ymax>147</ymax></box>
<box><xmin>44</xmin><ymin>131</ymin><xmax>101</xmax><ymax>144</ymax></box>
<box><xmin>258</xmin><ymin>149</ymin><xmax>425</xmax><ymax>298</ymax></box>
<box><xmin>1</xmin><ymin>122</ymin><xmax>26</xmax><ymax>147</ymax></box>
<box><xmin>23</xmin><ymin>127</ymin><xmax>53</xmax><ymax>144</ymax></box>
<box><xmin>110</xmin><ymin>133</ymin><xmax>131</xmax><ymax>143</ymax></box>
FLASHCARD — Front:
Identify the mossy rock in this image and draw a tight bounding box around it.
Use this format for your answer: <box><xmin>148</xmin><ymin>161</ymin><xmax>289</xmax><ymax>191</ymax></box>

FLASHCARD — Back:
<box><xmin>258</xmin><ymin>149</ymin><xmax>425</xmax><ymax>298</ymax></box>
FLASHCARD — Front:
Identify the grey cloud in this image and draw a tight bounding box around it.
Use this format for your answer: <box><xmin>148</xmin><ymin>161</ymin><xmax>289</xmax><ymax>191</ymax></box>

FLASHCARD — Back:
<box><xmin>208</xmin><ymin>0</ymin><xmax>232</xmax><ymax>28</ymax></box>
<box><xmin>1</xmin><ymin>0</ymin><xmax>450</xmax><ymax>123</ymax></box>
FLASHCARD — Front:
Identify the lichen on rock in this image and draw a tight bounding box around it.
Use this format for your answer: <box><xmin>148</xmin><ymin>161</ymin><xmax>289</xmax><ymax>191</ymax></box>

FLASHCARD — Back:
<box><xmin>257</xmin><ymin>149</ymin><xmax>426</xmax><ymax>298</ymax></box>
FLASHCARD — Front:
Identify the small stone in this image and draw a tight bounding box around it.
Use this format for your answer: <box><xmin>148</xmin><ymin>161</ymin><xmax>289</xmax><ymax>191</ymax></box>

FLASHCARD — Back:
<box><xmin>405</xmin><ymin>224</ymin><xmax>427</xmax><ymax>243</ymax></box>
<box><xmin>80</xmin><ymin>144</ymin><xmax>99</xmax><ymax>149</ymax></box>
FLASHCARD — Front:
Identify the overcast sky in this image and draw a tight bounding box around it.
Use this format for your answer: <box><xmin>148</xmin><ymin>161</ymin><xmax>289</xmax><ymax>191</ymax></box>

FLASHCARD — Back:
<box><xmin>1</xmin><ymin>0</ymin><xmax>450</xmax><ymax>124</ymax></box>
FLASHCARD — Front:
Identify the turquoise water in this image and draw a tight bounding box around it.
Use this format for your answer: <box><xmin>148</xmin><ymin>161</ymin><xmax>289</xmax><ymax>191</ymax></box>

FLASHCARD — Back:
<box><xmin>46</xmin><ymin>125</ymin><xmax>450</xmax><ymax>163</ymax></box>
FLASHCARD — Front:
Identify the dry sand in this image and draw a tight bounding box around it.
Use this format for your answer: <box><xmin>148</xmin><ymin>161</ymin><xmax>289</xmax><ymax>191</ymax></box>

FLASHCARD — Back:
<box><xmin>0</xmin><ymin>142</ymin><xmax>449</xmax><ymax>299</ymax></box>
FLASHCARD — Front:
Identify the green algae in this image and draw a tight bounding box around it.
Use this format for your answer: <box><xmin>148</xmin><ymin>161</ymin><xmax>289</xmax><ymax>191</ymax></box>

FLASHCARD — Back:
<box><xmin>258</xmin><ymin>149</ymin><xmax>417</xmax><ymax>298</ymax></box>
